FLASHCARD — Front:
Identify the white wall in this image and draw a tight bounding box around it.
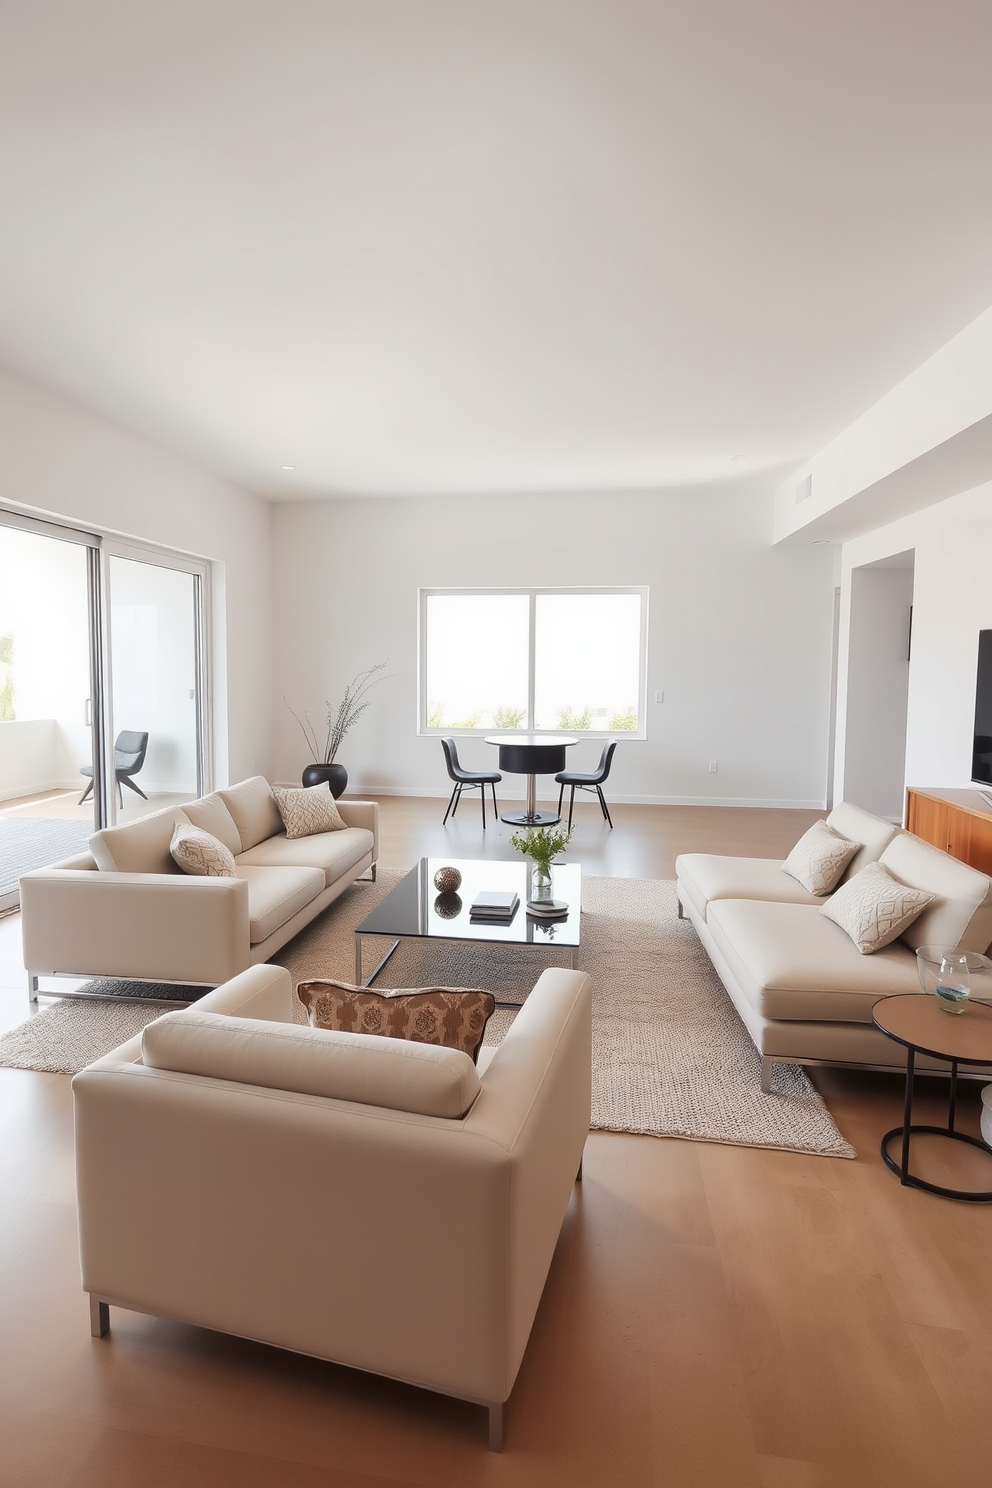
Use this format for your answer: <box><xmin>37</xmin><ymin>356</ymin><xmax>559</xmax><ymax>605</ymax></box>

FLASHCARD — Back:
<box><xmin>835</xmin><ymin>483</ymin><xmax>992</xmax><ymax>800</ymax></box>
<box><xmin>272</xmin><ymin>488</ymin><xmax>836</xmax><ymax>807</ymax></box>
<box><xmin>0</xmin><ymin>364</ymin><xmax>274</xmax><ymax>784</ymax></box>
<box><xmin>841</xmin><ymin>563</ymin><xmax>913</xmax><ymax>819</ymax></box>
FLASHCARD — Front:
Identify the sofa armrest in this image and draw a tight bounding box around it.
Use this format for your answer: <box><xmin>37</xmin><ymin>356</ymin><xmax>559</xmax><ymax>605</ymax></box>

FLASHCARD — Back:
<box><xmin>335</xmin><ymin>799</ymin><xmax>378</xmax><ymax>858</ymax></box>
<box><xmin>20</xmin><ymin>869</ymin><xmax>251</xmax><ymax>985</ymax></box>
<box><xmin>193</xmin><ymin>964</ymin><xmax>295</xmax><ymax>1022</ymax></box>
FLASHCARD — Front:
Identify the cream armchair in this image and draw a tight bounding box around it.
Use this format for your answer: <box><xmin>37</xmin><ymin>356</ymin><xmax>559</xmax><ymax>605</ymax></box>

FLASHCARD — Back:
<box><xmin>72</xmin><ymin>963</ymin><xmax>593</xmax><ymax>1450</ymax></box>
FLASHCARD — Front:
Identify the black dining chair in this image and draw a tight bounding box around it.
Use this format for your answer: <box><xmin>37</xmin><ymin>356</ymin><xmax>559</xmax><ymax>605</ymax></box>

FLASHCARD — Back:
<box><xmin>440</xmin><ymin>738</ymin><xmax>501</xmax><ymax>828</ymax></box>
<box><xmin>79</xmin><ymin>730</ymin><xmax>150</xmax><ymax>807</ymax></box>
<box><xmin>555</xmin><ymin>739</ymin><xmax>617</xmax><ymax>830</ymax></box>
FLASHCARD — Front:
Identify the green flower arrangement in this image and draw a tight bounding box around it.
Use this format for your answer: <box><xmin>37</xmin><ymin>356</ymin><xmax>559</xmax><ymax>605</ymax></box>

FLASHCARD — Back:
<box><xmin>509</xmin><ymin>824</ymin><xmax>572</xmax><ymax>881</ymax></box>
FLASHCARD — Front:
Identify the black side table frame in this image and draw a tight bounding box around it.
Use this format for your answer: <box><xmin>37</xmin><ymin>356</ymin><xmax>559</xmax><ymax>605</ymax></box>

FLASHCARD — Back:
<box><xmin>881</xmin><ymin>1046</ymin><xmax>992</xmax><ymax>1203</ymax></box>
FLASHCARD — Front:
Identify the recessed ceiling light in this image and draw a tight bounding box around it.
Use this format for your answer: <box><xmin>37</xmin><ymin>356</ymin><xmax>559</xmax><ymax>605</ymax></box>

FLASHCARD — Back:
<box><xmin>812</xmin><ymin>539</ymin><xmax>830</xmax><ymax>545</ymax></box>
<box><xmin>729</xmin><ymin>454</ymin><xmax>746</xmax><ymax>462</ymax></box>
<box><xmin>281</xmin><ymin>464</ymin><xmax>296</xmax><ymax>472</ymax></box>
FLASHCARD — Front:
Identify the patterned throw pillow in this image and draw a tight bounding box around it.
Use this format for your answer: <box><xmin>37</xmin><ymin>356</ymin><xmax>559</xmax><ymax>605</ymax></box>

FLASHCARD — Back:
<box><xmin>272</xmin><ymin>781</ymin><xmax>346</xmax><ymax>840</ymax></box>
<box><xmin>296</xmin><ymin>980</ymin><xmax>496</xmax><ymax>1064</ymax></box>
<box><xmin>819</xmin><ymin>862</ymin><xmax>935</xmax><ymax>954</ymax></box>
<box><xmin>782</xmin><ymin>819</ymin><xmax>860</xmax><ymax>895</ymax></box>
<box><xmin>170</xmin><ymin>822</ymin><xmax>237</xmax><ymax>878</ymax></box>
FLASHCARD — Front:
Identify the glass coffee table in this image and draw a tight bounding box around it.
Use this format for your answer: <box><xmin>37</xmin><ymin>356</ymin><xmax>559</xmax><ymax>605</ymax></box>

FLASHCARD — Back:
<box><xmin>354</xmin><ymin>857</ymin><xmax>581</xmax><ymax>987</ymax></box>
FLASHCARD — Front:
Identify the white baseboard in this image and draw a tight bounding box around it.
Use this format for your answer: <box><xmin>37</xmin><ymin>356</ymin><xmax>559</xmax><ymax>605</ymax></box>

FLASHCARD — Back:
<box><xmin>347</xmin><ymin>783</ymin><xmax>827</xmax><ymax>810</ymax></box>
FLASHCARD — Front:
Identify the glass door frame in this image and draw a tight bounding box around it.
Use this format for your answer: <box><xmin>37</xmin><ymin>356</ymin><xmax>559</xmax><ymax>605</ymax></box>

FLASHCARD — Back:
<box><xmin>0</xmin><ymin>506</ymin><xmax>212</xmax><ymax>833</ymax></box>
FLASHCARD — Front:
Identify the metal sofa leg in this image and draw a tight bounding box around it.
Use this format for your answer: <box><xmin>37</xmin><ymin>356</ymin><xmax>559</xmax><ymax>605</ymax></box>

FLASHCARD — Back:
<box><xmin>488</xmin><ymin>1401</ymin><xmax>504</xmax><ymax>1452</ymax></box>
<box><xmin>576</xmin><ymin>1152</ymin><xmax>584</xmax><ymax>1182</ymax></box>
<box><xmin>28</xmin><ymin>972</ymin><xmax>40</xmax><ymax>1003</ymax></box>
<box><xmin>760</xmin><ymin>1057</ymin><xmax>774</xmax><ymax>1095</ymax></box>
<box><xmin>90</xmin><ymin>1296</ymin><xmax>109</xmax><ymax>1338</ymax></box>
<box><xmin>676</xmin><ymin>899</ymin><xmax>684</xmax><ymax>919</ymax></box>
<box><xmin>370</xmin><ymin>863</ymin><xmax>377</xmax><ymax>882</ymax></box>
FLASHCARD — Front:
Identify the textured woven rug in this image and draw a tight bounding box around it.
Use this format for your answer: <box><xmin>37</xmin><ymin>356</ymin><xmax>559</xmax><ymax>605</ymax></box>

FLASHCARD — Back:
<box><xmin>0</xmin><ymin>871</ymin><xmax>854</xmax><ymax>1158</ymax></box>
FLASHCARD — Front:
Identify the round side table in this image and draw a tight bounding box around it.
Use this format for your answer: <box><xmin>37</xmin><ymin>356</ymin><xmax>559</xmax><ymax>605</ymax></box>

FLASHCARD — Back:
<box><xmin>872</xmin><ymin>994</ymin><xmax>992</xmax><ymax>1202</ymax></box>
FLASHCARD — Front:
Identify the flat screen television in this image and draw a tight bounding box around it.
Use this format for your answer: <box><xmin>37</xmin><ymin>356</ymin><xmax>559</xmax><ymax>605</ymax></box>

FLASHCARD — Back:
<box><xmin>972</xmin><ymin>629</ymin><xmax>992</xmax><ymax>789</ymax></box>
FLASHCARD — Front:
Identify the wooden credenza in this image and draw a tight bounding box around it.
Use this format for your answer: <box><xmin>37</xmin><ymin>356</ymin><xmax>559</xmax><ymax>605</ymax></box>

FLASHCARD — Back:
<box><xmin>905</xmin><ymin>788</ymin><xmax>992</xmax><ymax>876</ymax></box>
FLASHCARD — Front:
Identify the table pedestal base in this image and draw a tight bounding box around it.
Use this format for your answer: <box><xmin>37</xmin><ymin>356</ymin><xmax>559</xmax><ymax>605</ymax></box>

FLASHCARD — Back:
<box><xmin>500</xmin><ymin>809</ymin><xmax>561</xmax><ymax>827</ymax></box>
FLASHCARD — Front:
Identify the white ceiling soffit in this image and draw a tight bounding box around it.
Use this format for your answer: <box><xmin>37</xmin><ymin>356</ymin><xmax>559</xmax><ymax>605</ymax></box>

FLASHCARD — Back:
<box><xmin>0</xmin><ymin>1</ymin><xmax>991</xmax><ymax>501</ymax></box>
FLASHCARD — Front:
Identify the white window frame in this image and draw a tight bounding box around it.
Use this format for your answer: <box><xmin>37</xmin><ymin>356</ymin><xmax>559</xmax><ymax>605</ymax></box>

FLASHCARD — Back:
<box><xmin>418</xmin><ymin>586</ymin><xmax>649</xmax><ymax>739</ymax></box>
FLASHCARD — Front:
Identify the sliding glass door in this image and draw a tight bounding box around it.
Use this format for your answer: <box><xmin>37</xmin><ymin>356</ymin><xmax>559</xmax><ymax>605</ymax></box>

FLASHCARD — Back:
<box><xmin>0</xmin><ymin>511</ymin><xmax>210</xmax><ymax>909</ymax></box>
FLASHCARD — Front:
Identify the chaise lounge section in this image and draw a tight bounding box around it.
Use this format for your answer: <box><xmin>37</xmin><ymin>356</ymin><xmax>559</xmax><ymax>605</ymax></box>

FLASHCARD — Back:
<box><xmin>676</xmin><ymin>803</ymin><xmax>992</xmax><ymax>1090</ymax></box>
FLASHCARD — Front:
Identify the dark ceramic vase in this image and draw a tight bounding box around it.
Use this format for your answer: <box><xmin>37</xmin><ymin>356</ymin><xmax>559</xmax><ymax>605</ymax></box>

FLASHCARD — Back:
<box><xmin>301</xmin><ymin>762</ymin><xmax>348</xmax><ymax>798</ymax></box>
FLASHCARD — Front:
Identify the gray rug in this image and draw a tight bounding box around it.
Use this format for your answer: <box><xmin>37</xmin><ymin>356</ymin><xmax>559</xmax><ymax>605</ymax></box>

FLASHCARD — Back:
<box><xmin>0</xmin><ymin>816</ymin><xmax>93</xmax><ymax>897</ymax></box>
<box><xmin>0</xmin><ymin>871</ymin><xmax>855</xmax><ymax>1158</ymax></box>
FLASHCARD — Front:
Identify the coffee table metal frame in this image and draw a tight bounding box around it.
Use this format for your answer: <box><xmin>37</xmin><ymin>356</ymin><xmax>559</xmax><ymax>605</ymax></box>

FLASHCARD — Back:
<box><xmin>354</xmin><ymin>857</ymin><xmax>581</xmax><ymax>991</ymax></box>
<box><xmin>872</xmin><ymin>994</ymin><xmax>992</xmax><ymax>1203</ymax></box>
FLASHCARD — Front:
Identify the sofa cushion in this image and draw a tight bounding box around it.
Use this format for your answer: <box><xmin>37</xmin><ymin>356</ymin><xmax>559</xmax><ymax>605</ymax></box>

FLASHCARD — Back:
<box><xmin>236</xmin><ymin>826</ymin><xmax>374</xmax><ymax>886</ymax></box>
<box><xmin>706</xmin><ymin>898</ymin><xmax>921</xmax><ymax>1022</ymax></box>
<box><xmin>140</xmin><ymin>1008</ymin><xmax>481</xmax><ymax>1118</ymax></box>
<box><xmin>782</xmin><ymin>820</ymin><xmax>860</xmax><ymax>895</ymax></box>
<box><xmin>89</xmin><ymin>807</ymin><xmax>189</xmax><ymax>874</ymax></box>
<box><xmin>219</xmin><ymin>776</ymin><xmax>283</xmax><ymax>852</ymax></box>
<box><xmin>297</xmin><ymin>980</ymin><xmax>496</xmax><ymax>1063</ymax></box>
<box><xmin>181</xmin><ymin>792</ymin><xmax>243</xmax><ymax>857</ymax></box>
<box><xmin>236</xmin><ymin>864</ymin><xmax>325</xmax><ymax>943</ymax></box>
<box><xmin>878</xmin><ymin>833</ymin><xmax>992</xmax><ymax>954</ymax></box>
<box><xmin>819</xmin><ymin>862</ymin><xmax>935</xmax><ymax>953</ymax></box>
<box><xmin>825</xmin><ymin>802</ymin><xmax>900</xmax><ymax>879</ymax></box>
<box><xmin>272</xmin><ymin>781</ymin><xmax>346</xmax><ymax>839</ymax></box>
<box><xmin>170</xmin><ymin>823</ymin><xmax>237</xmax><ymax>878</ymax></box>
<box><xmin>676</xmin><ymin>853</ymin><xmax>825</xmax><ymax>920</ymax></box>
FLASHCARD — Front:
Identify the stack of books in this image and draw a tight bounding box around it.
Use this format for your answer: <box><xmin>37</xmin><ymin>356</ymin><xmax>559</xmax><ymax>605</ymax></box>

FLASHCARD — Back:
<box><xmin>469</xmin><ymin>891</ymin><xmax>520</xmax><ymax>924</ymax></box>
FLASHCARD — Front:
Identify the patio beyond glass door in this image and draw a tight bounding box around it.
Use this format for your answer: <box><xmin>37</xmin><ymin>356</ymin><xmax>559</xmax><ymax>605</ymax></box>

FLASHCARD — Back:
<box><xmin>108</xmin><ymin>556</ymin><xmax>201</xmax><ymax>819</ymax></box>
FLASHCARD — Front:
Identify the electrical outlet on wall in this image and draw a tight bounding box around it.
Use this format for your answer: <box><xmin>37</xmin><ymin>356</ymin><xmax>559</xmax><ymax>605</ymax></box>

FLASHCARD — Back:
<box><xmin>708</xmin><ymin>760</ymin><xmax>718</xmax><ymax>773</ymax></box>
<box><xmin>654</xmin><ymin>689</ymin><xmax>664</xmax><ymax>703</ymax></box>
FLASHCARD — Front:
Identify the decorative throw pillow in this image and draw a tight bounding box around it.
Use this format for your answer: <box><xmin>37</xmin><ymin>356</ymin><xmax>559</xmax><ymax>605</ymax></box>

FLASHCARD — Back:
<box><xmin>782</xmin><ymin>819</ymin><xmax>860</xmax><ymax>895</ymax></box>
<box><xmin>272</xmin><ymin>781</ymin><xmax>346</xmax><ymax>839</ymax></box>
<box><xmin>170</xmin><ymin>822</ymin><xmax>237</xmax><ymax>878</ymax></box>
<box><xmin>296</xmin><ymin>979</ymin><xmax>496</xmax><ymax>1064</ymax></box>
<box><xmin>819</xmin><ymin>862</ymin><xmax>935</xmax><ymax>954</ymax></box>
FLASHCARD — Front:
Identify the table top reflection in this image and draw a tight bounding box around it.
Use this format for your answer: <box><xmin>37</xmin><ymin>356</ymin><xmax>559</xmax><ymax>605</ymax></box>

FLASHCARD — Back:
<box><xmin>354</xmin><ymin>857</ymin><xmax>582</xmax><ymax>949</ymax></box>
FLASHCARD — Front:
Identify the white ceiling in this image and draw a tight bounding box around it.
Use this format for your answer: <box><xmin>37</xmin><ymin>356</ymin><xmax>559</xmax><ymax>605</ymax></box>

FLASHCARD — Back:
<box><xmin>1</xmin><ymin>1</ymin><xmax>991</xmax><ymax>500</ymax></box>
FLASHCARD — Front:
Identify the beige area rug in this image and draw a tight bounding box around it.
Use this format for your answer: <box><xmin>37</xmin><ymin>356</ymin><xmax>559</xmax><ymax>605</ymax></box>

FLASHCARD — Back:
<box><xmin>0</xmin><ymin>871</ymin><xmax>854</xmax><ymax>1158</ymax></box>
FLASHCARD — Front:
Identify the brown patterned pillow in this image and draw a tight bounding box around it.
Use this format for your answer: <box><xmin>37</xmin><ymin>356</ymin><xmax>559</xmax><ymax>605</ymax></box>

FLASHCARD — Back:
<box><xmin>272</xmin><ymin>781</ymin><xmax>345</xmax><ymax>839</ymax></box>
<box><xmin>296</xmin><ymin>980</ymin><xmax>496</xmax><ymax>1064</ymax></box>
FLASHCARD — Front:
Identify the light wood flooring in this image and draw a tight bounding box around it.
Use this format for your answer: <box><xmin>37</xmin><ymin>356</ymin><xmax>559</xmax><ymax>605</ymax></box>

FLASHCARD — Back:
<box><xmin>1</xmin><ymin>797</ymin><xmax>991</xmax><ymax>1486</ymax></box>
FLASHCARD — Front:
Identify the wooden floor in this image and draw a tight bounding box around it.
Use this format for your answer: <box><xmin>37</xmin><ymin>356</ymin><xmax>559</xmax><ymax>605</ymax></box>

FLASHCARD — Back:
<box><xmin>2</xmin><ymin>797</ymin><xmax>991</xmax><ymax>1486</ymax></box>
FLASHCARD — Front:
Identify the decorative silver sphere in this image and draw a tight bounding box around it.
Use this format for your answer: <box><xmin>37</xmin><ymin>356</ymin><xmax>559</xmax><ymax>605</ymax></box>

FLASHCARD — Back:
<box><xmin>433</xmin><ymin>865</ymin><xmax>463</xmax><ymax>894</ymax></box>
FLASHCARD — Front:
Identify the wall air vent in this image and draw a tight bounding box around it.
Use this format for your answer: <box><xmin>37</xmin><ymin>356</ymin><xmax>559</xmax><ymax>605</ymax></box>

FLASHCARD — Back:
<box><xmin>795</xmin><ymin>473</ymin><xmax>813</xmax><ymax>505</ymax></box>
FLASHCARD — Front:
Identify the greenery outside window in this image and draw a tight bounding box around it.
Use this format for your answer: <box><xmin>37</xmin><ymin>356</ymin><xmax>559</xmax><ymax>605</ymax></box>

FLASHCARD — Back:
<box><xmin>419</xmin><ymin>587</ymin><xmax>648</xmax><ymax>737</ymax></box>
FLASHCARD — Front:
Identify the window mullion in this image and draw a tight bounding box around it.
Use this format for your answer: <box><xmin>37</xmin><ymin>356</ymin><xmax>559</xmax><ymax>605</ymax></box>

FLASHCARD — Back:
<box><xmin>527</xmin><ymin>591</ymin><xmax>537</xmax><ymax>730</ymax></box>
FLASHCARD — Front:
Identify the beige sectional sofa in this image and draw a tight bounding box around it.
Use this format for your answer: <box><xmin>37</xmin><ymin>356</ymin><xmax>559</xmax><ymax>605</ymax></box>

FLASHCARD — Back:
<box><xmin>676</xmin><ymin>802</ymin><xmax>992</xmax><ymax>1091</ymax></box>
<box><xmin>20</xmin><ymin>776</ymin><xmax>378</xmax><ymax>996</ymax></box>
<box><xmin>73</xmin><ymin>961</ymin><xmax>593</xmax><ymax>1451</ymax></box>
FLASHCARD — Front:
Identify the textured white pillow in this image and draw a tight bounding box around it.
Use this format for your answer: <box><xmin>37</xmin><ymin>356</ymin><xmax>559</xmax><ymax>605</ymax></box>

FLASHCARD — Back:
<box><xmin>170</xmin><ymin>822</ymin><xmax>237</xmax><ymax>878</ymax></box>
<box><xmin>272</xmin><ymin>781</ymin><xmax>346</xmax><ymax>839</ymax></box>
<box><xmin>819</xmin><ymin>862</ymin><xmax>935</xmax><ymax>954</ymax></box>
<box><xmin>782</xmin><ymin>820</ymin><xmax>860</xmax><ymax>895</ymax></box>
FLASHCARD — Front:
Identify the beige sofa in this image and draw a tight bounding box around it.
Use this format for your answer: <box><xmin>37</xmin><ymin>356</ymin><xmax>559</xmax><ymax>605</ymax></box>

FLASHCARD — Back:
<box><xmin>73</xmin><ymin>962</ymin><xmax>593</xmax><ymax>1451</ymax></box>
<box><xmin>20</xmin><ymin>777</ymin><xmax>377</xmax><ymax>997</ymax></box>
<box><xmin>676</xmin><ymin>802</ymin><xmax>992</xmax><ymax>1091</ymax></box>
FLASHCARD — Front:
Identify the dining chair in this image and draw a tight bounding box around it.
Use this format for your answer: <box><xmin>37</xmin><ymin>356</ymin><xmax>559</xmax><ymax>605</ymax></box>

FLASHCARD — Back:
<box><xmin>440</xmin><ymin>738</ymin><xmax>501</xmax><ymax>828</ymax></box>
<box><xmin>79</xmin><ymin>730</ymin><xmax>150</xmax><ymax>807</ymax></box>
<box><xmin>555</xmin><ymin>739</ymin><xmax>617</xmax><ymax>830</ymax></box>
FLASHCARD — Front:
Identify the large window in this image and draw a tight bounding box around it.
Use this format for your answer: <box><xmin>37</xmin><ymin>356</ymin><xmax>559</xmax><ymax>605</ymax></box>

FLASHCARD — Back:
<box><xmin>420</xmin><ymin>588</ymin><xmax>647</xmax><ymax>736</ymax></box>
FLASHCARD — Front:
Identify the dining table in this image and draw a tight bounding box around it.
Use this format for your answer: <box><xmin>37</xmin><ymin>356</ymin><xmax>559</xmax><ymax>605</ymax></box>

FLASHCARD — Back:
<box><xmin>484</xmin><ymin>733</ymin><xmax>579</xmax><ymax>826</ymax></box>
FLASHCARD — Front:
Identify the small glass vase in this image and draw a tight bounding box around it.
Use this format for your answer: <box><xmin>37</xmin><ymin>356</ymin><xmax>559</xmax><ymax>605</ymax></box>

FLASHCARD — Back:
<box><xmin>915</xmin><ymin>945</ymin><xmax>992</xmax><ymax>1014</ymax></box>
<box><xmin>530</xmin><ymin>864</ymin><xmax>554</xmax><ymax>900</ymax></box>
